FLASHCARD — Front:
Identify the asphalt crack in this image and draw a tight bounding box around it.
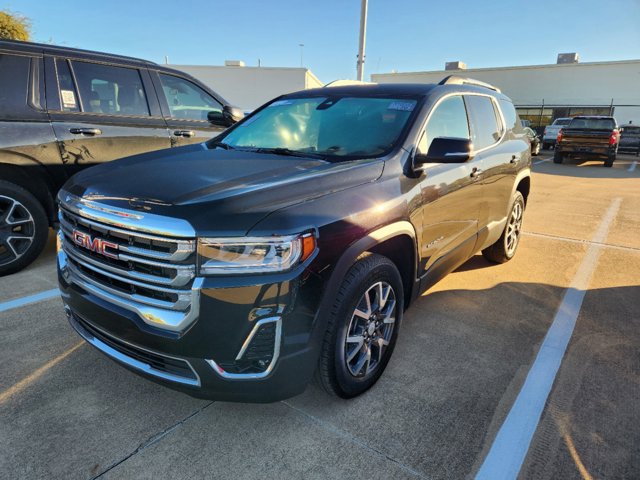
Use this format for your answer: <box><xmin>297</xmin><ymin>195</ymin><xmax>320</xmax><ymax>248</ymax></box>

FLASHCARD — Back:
<box><xmin>282</xmin><ymin>400</ymin><xmax>431</xmax><ymax>480</ymax></box>
<box><xmin>91</xmin><ymin>401</ymin><xmax>214</xmax><ymax>479</ymax></box>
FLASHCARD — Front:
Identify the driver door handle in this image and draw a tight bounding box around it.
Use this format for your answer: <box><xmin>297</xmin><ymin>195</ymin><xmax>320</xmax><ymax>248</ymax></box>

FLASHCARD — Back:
<box><xmin>69</xmin><ymin>127</ymin><xmax>102</xmax><ymax>136</ymax></box>
<box><xmin>173</xmin><ymin>130</ymin><xmax>195</xmax><ymax>138</ymax></box>
<box><xmin>470</xmin><ymin>167</ymin><xmax>483</xmax><ymax>178</ymax></box>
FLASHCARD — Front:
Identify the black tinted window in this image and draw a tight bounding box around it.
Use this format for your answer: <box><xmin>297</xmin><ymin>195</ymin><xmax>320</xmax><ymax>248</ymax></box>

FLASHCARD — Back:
<box><xmin>568</xmin><ymin>118</ymin><xmax>616</xmax><ymax>130</ymax></box>
<box><xmin>159</xmin><ymin>74</ymin><xmax>222</xmax><ymax>121</ymax></box>
<box><xmin>418</xmin><ymin>95</ymin><xmax>469</xmax><ymax>154</ymax></box>
<box><xmin>0</xmin><ymin>54</ymin><xmax>31</xmax><ymax>112</ymax></box>
<box><xmin>465</xmin><ymin>95</ymin><xmax>502</xmax><ymax>150</ymax></box>
<box><xmin>72</xmin><ymin>61</ymin><xmax>149</xmax><ymax>116</ymax></box>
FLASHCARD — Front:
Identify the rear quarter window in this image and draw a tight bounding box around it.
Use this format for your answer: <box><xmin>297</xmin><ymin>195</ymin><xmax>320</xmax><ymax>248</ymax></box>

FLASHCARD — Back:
<box><xmin>497</xmin><ymin>98</ymin><xmax>522</xmax><ymax>133</ymax></box>
<box><xmin>0</xmin><ymin>53</ymin><xmax>31</xmax><ymax>113</ymax></box>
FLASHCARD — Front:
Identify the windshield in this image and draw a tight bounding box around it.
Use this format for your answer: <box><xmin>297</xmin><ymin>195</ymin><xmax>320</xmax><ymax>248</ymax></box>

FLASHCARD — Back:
<box><xmin>554</xmin><ymin>119</ymin><xmax>571</xmax><ymax>126</ymax></box>
<box><xmin>218</xmin><ymin>96</ymin><xmax>419</xmax><ymax>160</ymax></box>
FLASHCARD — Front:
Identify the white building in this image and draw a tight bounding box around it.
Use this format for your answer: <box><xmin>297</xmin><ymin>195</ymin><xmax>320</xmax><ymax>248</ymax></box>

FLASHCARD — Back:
<box><xmin>372</xmin><ymin>55</ymin><xmax>640</xmax><ymax>128</ymax></box>
<box><xmin>169</xmin><ymin>61</ymin><xmax>323</xmax><ymax>111</ymax></box>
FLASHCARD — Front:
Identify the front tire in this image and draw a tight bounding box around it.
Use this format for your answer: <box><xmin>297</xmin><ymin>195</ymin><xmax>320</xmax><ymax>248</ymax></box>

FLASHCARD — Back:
<box><xmin>315</xmin><ymin>253</ymin><xmax>403</xmax><ymax>398</ymax></box>
<box><xmin>482</xmin><ymin>191</ymin><xmax>525</xmax><ymax>264</ymax></box>
<box><xmin>0</xmin><ymin>181</ymin><xmax>49</xmax><ymax>277</ymax></box>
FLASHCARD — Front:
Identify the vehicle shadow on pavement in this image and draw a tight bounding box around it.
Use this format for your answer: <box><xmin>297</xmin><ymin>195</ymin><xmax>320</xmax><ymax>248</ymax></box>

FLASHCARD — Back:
<box><xmin>536</xmin><ymin>154</ymin><xmax>638</xmax><ymax>180</ymax></box>
<box><xmin>2</xmin><ymin>277</ymin><xmax>637</xmax><ymax>479</ymax></box>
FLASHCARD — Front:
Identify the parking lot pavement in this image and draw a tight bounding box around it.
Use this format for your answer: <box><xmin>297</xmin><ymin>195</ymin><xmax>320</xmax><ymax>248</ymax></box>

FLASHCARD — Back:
<box><xmin>1</xmin><ymin>153</ymin><xmax>638</xmax><ymax>479</ymax></box>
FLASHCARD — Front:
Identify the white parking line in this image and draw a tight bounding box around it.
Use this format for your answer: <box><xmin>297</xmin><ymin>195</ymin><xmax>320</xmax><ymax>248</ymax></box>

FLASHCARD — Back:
<box><xmin>0</xmin><ymin>288</ymin><xmax>60</xmax><ymax>313</ymax></box>
<box><xmin>533</xmin><ymin>158</ymin><xmax>550</xmax><ymax>166</ymax></box>
<box><xmin>475</xmin><ymin>197</ymin><xmax>622</xmax><ymax>480</ymax></box>
<box><xmin>629</xmin><ymin>161</ymin><xmax>637</xmax><ymax>173</ymax></box>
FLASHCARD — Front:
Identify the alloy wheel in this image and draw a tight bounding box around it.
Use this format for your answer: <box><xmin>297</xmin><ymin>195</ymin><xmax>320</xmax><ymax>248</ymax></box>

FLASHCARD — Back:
<box><xmin>0</xmin><ymin>195</ymin><xmax>36</xmax><ymax>266</ymax></box>
<box><xmin>344</xmin><ymin>281</ymin><xmax>396</xmax><ymax>377</ymax></box>
<box><xmin>505</xmin><ymin>201</ymin><xmax>523</xmax><ymax>256</ymax></box>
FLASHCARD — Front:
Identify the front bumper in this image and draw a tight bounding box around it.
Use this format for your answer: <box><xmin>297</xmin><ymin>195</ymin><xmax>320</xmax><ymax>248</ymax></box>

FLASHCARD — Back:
<box><xmin>58</xmin><ymin>249</ymin><xmax>323</xmax><ymax>402</ymax></box>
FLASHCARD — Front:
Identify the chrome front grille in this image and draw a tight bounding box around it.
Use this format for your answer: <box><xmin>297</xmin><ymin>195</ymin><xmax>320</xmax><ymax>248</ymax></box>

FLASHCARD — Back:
<box><xmin>58</xmin><ymin>204</ymin><xmax>201</xmax><ymax>332</ymax></box>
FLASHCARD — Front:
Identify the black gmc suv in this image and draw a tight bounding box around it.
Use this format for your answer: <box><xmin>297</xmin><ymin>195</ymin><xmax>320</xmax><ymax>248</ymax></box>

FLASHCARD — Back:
<box><xmin>0</xmin><ymin>39</ymin><xmax>242</xmax><ymax>276</ymax></box>
<box><xmin>58</xmin><ymin>77</ymin><xmax>532</xmax><ymax>402</ymax></box>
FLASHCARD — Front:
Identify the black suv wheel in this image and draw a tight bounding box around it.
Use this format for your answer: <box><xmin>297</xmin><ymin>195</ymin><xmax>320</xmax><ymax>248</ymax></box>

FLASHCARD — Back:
<box><xmin>316</xmin><ymin>253</ymin><xmax>403</xmax><ymax>398</ymax></box>
<box><xmin>0</xmin><ymin>181</ymin><xmax>49</xmax><ymax>276</ymax></box>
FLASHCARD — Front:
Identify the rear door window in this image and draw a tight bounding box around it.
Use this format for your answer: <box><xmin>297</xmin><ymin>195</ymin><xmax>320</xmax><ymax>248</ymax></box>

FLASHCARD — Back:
<box><xmin>465</xmin><ymin>95</ymin><xmax>502</xmax><ymax>150</ymax></box>
<box><xmin>70</xmin><ymin>61</ymin><xmax>150</xmax><ymax>116</ymax></box>
<box><xmin>56</xmin><ymin>59</ymin><xmax>80</xmax><ymax>112</ymax></box>
<box><xmin>0</xmin><ymin>53</ymin><xmax>31</xmax><ymax>112</ymax></box>
<box><xmin>158</xmin><ymin>73</ymin><xmax>222</xmax><ymax>121</ymax></box>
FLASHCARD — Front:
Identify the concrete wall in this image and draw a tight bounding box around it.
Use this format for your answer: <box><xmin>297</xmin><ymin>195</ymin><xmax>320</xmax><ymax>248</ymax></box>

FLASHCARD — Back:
<box><xmin>169</xmin><ymin>65</ymin><xmax>323</xmax><ymax>111</ymax></box>
<box><xmin>372</xmin><ymin>60</ymin><xmax>640</xmax><ymax>124</ymax></box>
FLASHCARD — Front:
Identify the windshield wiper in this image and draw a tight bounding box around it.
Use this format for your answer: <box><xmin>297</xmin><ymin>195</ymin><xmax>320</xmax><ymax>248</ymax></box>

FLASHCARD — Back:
<box><xmin>254</xmin><ymin>147</ymin><xmax>328</xmax><ymax>160</ymax></box>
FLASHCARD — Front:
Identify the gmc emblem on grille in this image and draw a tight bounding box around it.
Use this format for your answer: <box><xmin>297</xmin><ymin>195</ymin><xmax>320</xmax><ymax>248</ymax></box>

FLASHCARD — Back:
<box><xmin>72</xmin><ymin>230</ymin><xmax>119</xmax><ymax>259</ymax></box>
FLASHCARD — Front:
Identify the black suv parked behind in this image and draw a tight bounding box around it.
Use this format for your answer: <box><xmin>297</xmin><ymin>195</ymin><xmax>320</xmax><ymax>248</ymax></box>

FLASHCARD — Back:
<box><xmin>0</xmin><ymin>40</ymin><xmax>242</xmax><ymax>275</ymax></box>
<box><xmin>58</xmin><ymin>77</ymin><xmax>531</xmax><ymax>402</ymax></box>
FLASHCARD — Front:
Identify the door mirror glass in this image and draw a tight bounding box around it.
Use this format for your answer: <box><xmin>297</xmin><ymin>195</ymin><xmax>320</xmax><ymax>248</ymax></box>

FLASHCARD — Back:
<box><xmin>415</xmin><ymin>137</ymin><xmax>473</xmax><ymax>166</ymax></box>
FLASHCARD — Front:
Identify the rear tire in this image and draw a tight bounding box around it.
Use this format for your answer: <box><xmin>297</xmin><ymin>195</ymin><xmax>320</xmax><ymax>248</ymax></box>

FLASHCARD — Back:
<box><xmin>482</xmin><ymin>191</ymin><xmax>525</xmax><ymax>264</ymax></box>
<box><xmin>604</xmin><ymin>153</ymin><xmax>615</xmax><ymax>168</ymax></box>
<box><xmin>315</xmin><ymin>253</ymin><xmax>403</xmax><ymax>398</ymax></box>
<box><xmin>0</xmin><ymin>181</ymin><xmax>49</xmax><ymax>277</ymax></box>
<box><xmin>542</xmin><ymin>143</ymin><xmax>551</xmax><ymax>150</ymax></box>
<box><xmin>553</xmin><ymin>151</ymin><xmax>564</xmax><ymax>164</ymax></box>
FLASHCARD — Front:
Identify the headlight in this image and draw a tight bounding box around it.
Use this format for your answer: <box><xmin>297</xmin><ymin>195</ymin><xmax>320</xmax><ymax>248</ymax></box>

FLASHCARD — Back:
<box><xmin>197</xmin><ymin>233</ymin><xmax>316</xmax><ymax>275</ymax></box>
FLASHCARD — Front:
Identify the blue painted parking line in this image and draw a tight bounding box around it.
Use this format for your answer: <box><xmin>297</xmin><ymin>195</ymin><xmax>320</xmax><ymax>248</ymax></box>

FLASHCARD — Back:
<box><xmin>0</xmin><ymin>288</ymin><xmax>60</xmax><ymax>313</ymax></box>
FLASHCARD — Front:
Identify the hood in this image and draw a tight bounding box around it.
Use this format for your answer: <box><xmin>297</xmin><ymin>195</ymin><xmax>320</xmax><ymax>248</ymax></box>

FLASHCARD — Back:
<box><xmin>62</xmin><ymin>143</ymin><xmax>384</xmax><ymax>236</ymax></box>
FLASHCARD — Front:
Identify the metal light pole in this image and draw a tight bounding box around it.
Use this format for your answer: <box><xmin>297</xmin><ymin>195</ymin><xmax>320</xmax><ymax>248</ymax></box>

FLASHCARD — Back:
<box><xmin>356</xmin><ymin>0</ymin><xmax>368</xmax><ymax>81</ymax></box>
<box><xmin>299</xmin><ymin>43</ymin><xmax>304</xmax><ymax>67</ymax></box>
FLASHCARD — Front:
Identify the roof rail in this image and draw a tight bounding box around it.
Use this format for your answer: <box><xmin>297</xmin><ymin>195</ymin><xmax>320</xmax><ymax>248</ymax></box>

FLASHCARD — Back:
<box><xmin>323</xmin><ymin>79</ymin><xmax>376</xmax><ymax>87</ymax></box>
<box><xmin>438</xmin><ymin>75</ymin><xmax>501</xmax><ymax>93</ymax></box>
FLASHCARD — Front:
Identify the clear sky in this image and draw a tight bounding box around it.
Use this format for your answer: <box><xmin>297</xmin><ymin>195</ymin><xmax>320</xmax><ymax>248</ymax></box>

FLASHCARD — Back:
<box><xmin>3</xmin><ymin>0</ymin><xmax>639</xmax><ymax>82</ymax></box>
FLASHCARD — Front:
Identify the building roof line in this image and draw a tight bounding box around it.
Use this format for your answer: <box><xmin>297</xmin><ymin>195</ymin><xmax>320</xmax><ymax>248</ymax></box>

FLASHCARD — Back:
<box><xmin>373</xmin><ymin>58</ymin><xmax>640</xmax><ymax>76</ymax></box>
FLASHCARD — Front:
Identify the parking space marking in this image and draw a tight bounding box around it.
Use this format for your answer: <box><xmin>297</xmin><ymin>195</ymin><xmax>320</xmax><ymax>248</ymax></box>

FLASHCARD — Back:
<box><xmin>523</xmin><ymin>231</ymin><xmax>640</xmax><ymax>254</ymax></box>
<box><xmin>0</xmin><ymin>288</ymin><xmax>60</xmax><ymax>313</ymax></box>
<box><xmin>475</xmin><ymin>197</ymin><xmax>621</xmax><ymax>480</ymax></box>
<box><xmin>0</xmin><ymin>341</ymin><xmax>84</xmax><ymax>405</ymax></box>
<box><xmin>533</xmin><ymin>158</ymin><xmax>550</xmax><ymax>165</ymax></box>
<box><xmin>629</xmin><ymin>160</ymin><xmax>637</xmax><ymax>173</ymax></box>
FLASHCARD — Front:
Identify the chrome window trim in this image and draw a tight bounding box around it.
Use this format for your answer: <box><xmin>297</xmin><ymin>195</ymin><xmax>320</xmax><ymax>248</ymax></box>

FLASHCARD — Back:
<box><xmin>206</xmin><ymin>317</ymin><xmax>282</xmax><ymax>380</ymax></box>
<box><xmin>59</xmin><ymin>192</ymin><xmax>196</xmax><ymax>238</ymax></box>
<box><xmin>69</xmin><ymin>312</ymin><xmax>200</xmax><ymax>387</ymax></box>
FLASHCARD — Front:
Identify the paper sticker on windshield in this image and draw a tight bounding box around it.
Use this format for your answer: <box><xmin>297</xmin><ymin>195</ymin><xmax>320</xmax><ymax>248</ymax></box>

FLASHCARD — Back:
<box><xmin>268</xmin><ymin>100</ymin><xmax>294</xmax><ymax>107</ymax></box>
<box><xmin>61</xmin><ymin>89</ymin><xmax>77</xmax><ymax>108</ymax></box>
<box><xmin>387</xmin><ymin>101</ymin><xmax>415</xmax><ymax>112</ymax></box>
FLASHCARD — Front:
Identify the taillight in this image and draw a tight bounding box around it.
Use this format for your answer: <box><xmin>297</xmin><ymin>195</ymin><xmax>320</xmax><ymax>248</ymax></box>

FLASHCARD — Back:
<box><xmin>557</xmin><ymin>129</ymin><xmax>563</xmax><ymax>143</ymax></box>
<box><xmin>609</xmin><ymin>130</ymin><xmax>619</xmax><ymax>145</ymax></box>
<box><xmin>544</xmin><ymin>128</ymin><xmax>548</xmax><ymax>135</ymax></box>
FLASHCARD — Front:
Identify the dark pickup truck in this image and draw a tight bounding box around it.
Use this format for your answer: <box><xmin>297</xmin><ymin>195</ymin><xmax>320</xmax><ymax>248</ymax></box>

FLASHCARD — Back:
<box><xmin>554</xmin><ymin>116</ymin><xmax>619</xmax><ymax>167</ymax></box>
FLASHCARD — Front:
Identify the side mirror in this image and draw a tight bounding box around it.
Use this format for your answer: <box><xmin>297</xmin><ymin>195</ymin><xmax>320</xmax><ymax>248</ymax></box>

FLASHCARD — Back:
<box><xmin>208</xmin><ymin>106</ymin><xmax>245</xmax><ymax>127</ymax></box>
<box><xmin>414</xmin><ymin>137</ymin><xmax>473</xmax><ymax>168</ymax></box>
